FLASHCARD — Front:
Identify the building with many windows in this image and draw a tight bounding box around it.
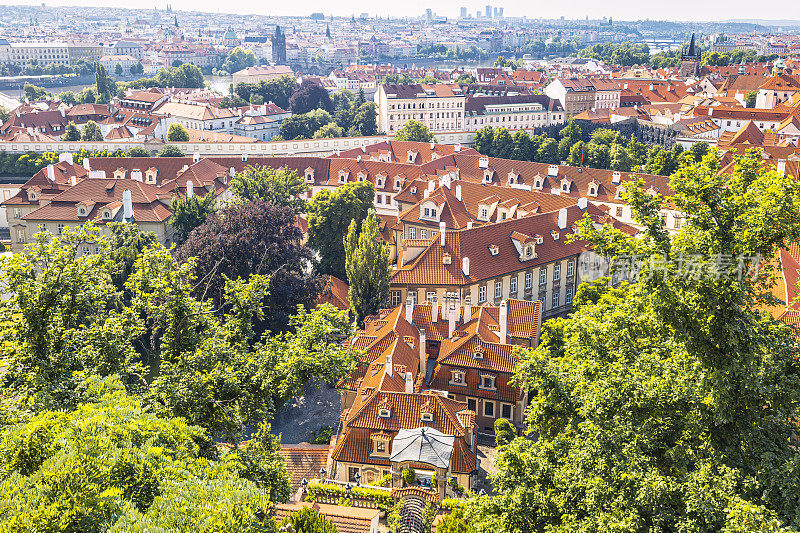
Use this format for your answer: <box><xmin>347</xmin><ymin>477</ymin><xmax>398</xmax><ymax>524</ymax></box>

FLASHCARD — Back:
<box><xmin>376</xmin><ymin>84</ymin><xmax>467</xmax><ymax>136</ymax></box>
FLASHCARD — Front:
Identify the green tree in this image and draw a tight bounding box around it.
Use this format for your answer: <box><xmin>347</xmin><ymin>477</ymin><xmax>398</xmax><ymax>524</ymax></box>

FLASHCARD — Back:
<box><xmin>437</xmin><ymin>508</ymin><xmax>477</xmax><ymax>533</ymax></box>
<box><xmin>492</xmin><ymin>128</ymin><xmax>514</xmax><ymax>159</ymax></box>
<box><xmin>81</xmin><ymin>120</ymin><xmax>104</xmax><ymax>141</ymax></box>
<box><xmin>314</xmin><ymin>123</ymin><xmax>345</xmax><ymax>138</ymax></box>
<box><xmin>566</xmin><ymin>140</ymin><xmax>585</xmax><ymax>166</ymax></box>
<box><xmin>126</xmin><ymin>147</ymin><xmax>150</xmax><ymax>157</ymax></box>
<box><xmin>466</xmin><ymin>149</ymin><xmax>800</xmax><ymax>533</ymax></box>
<box><xmin>0</xmin><ymin>378</ymin><xmax>280</xmax><ymax>533</ymax></box>
<box><xmin>394</xmin><ymin>120</ymin><xmax>434</xmax><ymax>143</ymax></box>
<box><xmin>23</xmin><ymin>83</ymin><xmax>49</xmax><ymax>101</ymax></box>
<box><xmin>351</xmin><ymin>102</ymin><xmax>378</xmax><ymax>136</ymax></box>
<box><xmin>115</xmin><ymin>63</ymin><xmax>123</xmax><ymax>76</ymax></box>
<box><xmin>473</xmin><ymin>126</ymin><xmax>494</xmax><ymax>156</ymax></box>
<box><xmin>345</xmin><ymin>210</ymin><xmax>390</xmax><ymax>327</ymax></box>
<box><xmin>170</xmin><ymin>190</ymin><xmax>216</xmax><ymax>244</ymax></box>
<box><xmin>157</xmin><ymin>145</ymin><xmax>185</xmax><ymax>157</ymax></box>
<box><xmin>279</xmin><ymin>506</ymin><xmax>338</xmax><ymax>533</ymax></box>
<box><xmin>307</xmin><ymin>181</ymin><xmax>375</xmax><ymax>280</ymax></box>
<box><xmin>230</xmin><ymin>165</ymin><xmax>308</xmax><ymax>212</ymax></box>
<box><xmin>62</xmin><ymin>121</ymin><xmax>81</xmax><ymax>141</ymax></box>
<box><xmin>745</xmin><ymin>90</ymin><xmax>757</xmax><ymax>108</ymax></box>
<box><xmin>537</xmin><ymin>137</ymin><xmax>559</xmax><ymax>164</ymax></box>
<box><xmin>510</xmin><ymin>130</ymin><xmax>533</xmax><ymax>161</ymax></box>
<box><xmin>494</xmin><ymin>418</ymin><xmax>515</xmax><ymax>446</ymax></box>
<box><xmin>610</xmin><ymin>143</ymin><xmax>634</xmax><ymax>171</ymax></box>
<box><xmin>167</xmin><ymin>123</ymin><xmax>190</xmax><ymax>142</ymax></box>
<box><xmin>57</xmin><ymin>90</ymin><xmax>76</xmax><ymax>104</ymax></box>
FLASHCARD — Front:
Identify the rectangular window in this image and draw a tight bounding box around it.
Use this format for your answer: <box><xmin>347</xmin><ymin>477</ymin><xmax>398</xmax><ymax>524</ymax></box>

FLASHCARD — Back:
<box><xmin>467</xmin><ymin>398</ymin><xmax>477</xmax><ymax>412</ymax></box>
<box><xmin>451</xmin><ymin>371</ymin><xmax>465</xmax><ymax>384</ymax></box>
<box><xmin>510</xmin><ymin>276</ymin><xmax>517</xmax><ymax>294</ymax></box>
<box><xmin>480</xmin><ymin>375</ymin><xmax>495</xmax><ymax>389</ymax></box>
<box><xmin>539</xmin><ymin>267</ymin><xmax>547</xmax><ymax>285</ymax></box>
<box><xmin>616</xmin><ymin>206</ymin><xmax>623</xmax><ymax>217</ymax></box>
<box><xmin>420</xmin><ymin>229</ymin><xmax>427</xmax><ymax>239</ymax></box>
<box><xmin>408</xmin><ymin>227</ymin><xmax>416</xmax><ymax>239</ymax></box>
<box><xmin>483</xmin><ymin>400</ymin><xmax>495</xmax><ymax>418</ymax></box>
<box><xmin>525</xmin><ymin>272</ymin><xmax>532</xmax><ymax>289</ymax></box>
<box><xmin>501</xmin><ymin>403</ymin><xmax>513</xmax><ymax>419</ymax></box>
<box><xmin>552</xmin><ymin>291</ymin><xmax>560</xmax><ymax>308</ymax></box>
<box><xmin>390</xmin><ymin>291</ymin><xmax>402</xmax><ymax>306</ymax></box>
<box><xmin>427</xmin><ymin>291</ymin><xmax>437</xmax><ymax>302</ymax></box>
<box><xmin>478</xmin><ymin>285</ymin><xmax>487</xmax><ymax>303</ymax></box>
<box><xmin>82</xmin><ymin>245</ymin><xmax>89</xmax><ymax>255</ymax></box>
<box><xmin>57</xmin><ymin>224</ymin><xmax>65</xmax><ymax>235</ymax></box>
<box><xmin>13</xmin><ymin>207</ymin><xmax>21</xmax><ymax>219</ymax></box>
<box><xmin>348</xmin><ymin>467</ymin><xmax>361</xmax><ymax>482</ymax></box>
<box><xmin>494</xmin><ymin>280</ymin><xmax>502</xmax><ymax>299</ymax></box>
<box><xmin>376</xmin><ymin>440</ymin><xmax>386</xmax><ymax>453</ymax></box>
<box><xmin>16</xmin><ymin>228</ymin><xmax>24</xmax><ymax>243</ymax></box>
<box><xmin>567</xmin><ymin>260</ymin><xmax>574</xmax><ymax>277</ymax></box>
<box><xmin>407</xmin><ymin>291</ymin><xmax>418</xmax><ymax>305</ymax></box>
<box><xmin>553</xmin><ymin>264</ymin><xmax>561</xmax><ymax>282</ymax></box>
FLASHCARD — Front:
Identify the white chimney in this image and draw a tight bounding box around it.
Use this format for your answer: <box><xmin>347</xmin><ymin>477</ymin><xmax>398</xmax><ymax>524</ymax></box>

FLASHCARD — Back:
<box><xmin>448</xmin><ymin>306</ymin><xmax>457</xmax><ymax>337</ymax></box>
<box><xmin>60</xmin><ymin>108</ymin><xmax>65</xmax><ymax>117</ymax></box>
<box><xmin>432</xmin><ymin>299</ymin><xmax>439</xmax><ymax>322</ymax></box>
<box><xmin>46</xmin><ymin>164</ymin><xmax>55</xmax><ymax>182</ymax></box>
<box><xmin>70</xmin><ymin>176</ymin><xmax>77</xmax><ymax>186</ymax></box>
<box><xmin>242</xmin><ymin>153</ymin><xmax>248</xmax><ymax>162</ymax></box>
<box><xmin>405</xmin><ymin>302</ymin><xmax>414</xmax><ymax>322</ymax></box>
<box><xmin>424</xmin><ymin>189</ymin><xmax>430</xmax><ymax>199</ymax></box>
<box><xmin>83</xmin><ymin>158</ymin><xmax>91</xmax><ymax>171</ymax></box>
<box><xmin>499</xmin><ymin>300</ymin><xmax>508</xmax><ymax>344</ymax></box>
<box><xmin>462</xmin><ymin>256</ymin><xmax>470</xmax><ymax>277</ymax></box>
<box><xmin>229</xmin><ymin>167</ymin><xmax>235</xmax><ymax>177</ymax></box>
<box><xmin>386</xmin><ymin>352</ymin><xmax>393</xmax><ymax>377</ymax></box>
<box><xmin>455</xmin><ymin>183</ymin><xmax>462</xmax><ymax>201</ymax></box>
<box><xmin>193</xmin><ymin>152</ymin><xmax>200</xmax><ymax>163</ymax></box>
<box><xmin>58</xmin><ymin>152</ymin><xmax>73</xmax><ymax>165</ymax></box>
<box><xmin>428</xmin><ymin>181</ymin><xmax>435</xmax><ymax>192</ymax></box>
<box><xmin>558</xmin><ymin>208</ymin><xmax>568</xmax><ymax>230</ymax></box>
<box><xmin>419</xmin><ymin>331</ymin><xmax>426</xmax><ymax>377</ymax></box>
<box><xmin>578</xmin><ymin>197</ymin><xmax>588</xmax><ymax>210</ymax></box>
<box><xmin>467</xmin><ymin>221</ymin><xmax>473</xmax><ymax>229</ymax></box>
<box><xmin>122</xmin><ymin>189</ymin><xmax>133</xmax><ymax>221</ymax></box>
<box><xmin>464</xmin><ymin>303</ymin><xmax>472</xmax><ymax>321</ymax></box>
<box><xmin>777</xmin><ymin>159</ymin><xmax>787</xmax><ymax>176</ymax></box>
<box><xmin>405</xmin><ymin>371</ymin><xmax>413</xmax><ymax>393</ymax></box>
<box><xmin>440</xmin><ymin>222</ymin><xmax>446</xmax><ymax>247</ymax></box>
<box><xmin>187</xmin><ymin>180</ymin><xmax>194</xmax><ymax>197</ymax></box>
<box><xmin>131</xmin><ymin>170</ymin><xmax>143</xmax><ymax>182</ymax></box>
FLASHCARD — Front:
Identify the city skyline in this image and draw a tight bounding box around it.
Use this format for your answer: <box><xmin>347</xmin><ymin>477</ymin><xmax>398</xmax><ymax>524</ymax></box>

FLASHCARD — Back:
<box><xmin>0</xmin><ymin>0</ymin><xmax>797</xmax><ymax>24</ymax></box>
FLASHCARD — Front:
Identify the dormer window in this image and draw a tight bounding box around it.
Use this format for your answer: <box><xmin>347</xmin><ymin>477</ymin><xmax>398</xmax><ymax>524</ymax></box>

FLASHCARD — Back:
<box><xmin>113</xmin><ymin>169</ymin><xmax>126</xmax><ymax>180</ymax></box>
<box><xmin>473</xmin><ymin>351</ymin><xmax>484</xmax><ymax>359</ymax></box>
<box><xmin>420</xmin><ymin>411</ymin><xmax>434</xmax><ymax>422</ymax></box>
<box><xmin>479</xmin><ymin>207</ymin><xmax>489</xmax><ymax>221</ymax></box>
<box><xmin>533</xmin><ymin>175</ymin><xmax>543</xmax><ymax>190</ymax></box>
<box><xmin>77</xmin><ymin>206</ymin><xmax>87</xmax><ymax>217</ymax></box>
<box><xmin>535</xmin><ymin>234</ymin><xmax>543</xmax><ymax>244</ymax></box>
<box><xmin>376</xmin><ymin>174</ymin><xmax>385</xmax><ymax>188</ymax></box>
<box><xmin>102</xmin><ymin>209</ymin><xmax>112</xmax><ymax>220</ymax></box>
<box><xmin>410</xmin><ymin>186</ymin><xmax>417</xmax><ymax>194</ymax></box>
<box><xmin>407</xmin><ymin>150</ymin><xmax>418</xmax><ymax>163</ymax></box>
<box><xmin>615</xmin><ymin>186</ymin><xmax>624</xmax><ymax>199</ymax></box>
<box><xmin>525</xmin><ymin>245</ymin><xmax>534</xmax><ymax>258</ymax></box>
<box><xmin>378</xmin><ymin>407</ymin><xmax>391</xmax><ymax>418</ymax></box>
<box><xmin>443</xmin><ymin>253</ymin><xmax>452</xmax><ymax>265</ymax></box>
<box><xmin>145</xmin><ymin>168</ymin><xmax>158</xmax><ymax>184</ymax></box>
<box><xmin>551</xmin><ymin>230</ymin><xmax>560</xmax><ymax>241</ymax></box>
<box><xmin>483</xmin><ymin>169</ymin><xmax>493</xmax><ymax>184</ymax></box>
<box><xmin>560</xmin><ymin>178</ymin><xmax>571</xmax><ymax>193</ymax></box>
<box><xmin>357</xmin><ymin>171</ymin><xmax>367</xmax><ymax>182</ymax></box>
<box><xmin>489</xmin><ymin>244</ymin><xmax>499</xmax><ymax>256</ymax></box>
<box><xmin>508</xmin><ymin>171</ymin><xmax>519</xmax><ymax>184</ymax></box>
<box><xmin>394</xmin><ymin>178</ymin><xmax>403</xmax><ymax>191</ymax></box>
<box><xmin>588</xmin><ymin>185</ymin><xmax>597</xmax><ymax>196</ymax></box>
<box><xmin>304</xmin><ymin>167</ymin><xmax>315</xmax><ymax>183</ymax></box>
<box><xmin>338</xmin><ymin>170</ymin><xmax>349</xmax><ymax>184</ymax></box>
<box><xmin>27</xmin><ymin>191</ymin><xmax>38</xmax><ymax>201</ymax></box>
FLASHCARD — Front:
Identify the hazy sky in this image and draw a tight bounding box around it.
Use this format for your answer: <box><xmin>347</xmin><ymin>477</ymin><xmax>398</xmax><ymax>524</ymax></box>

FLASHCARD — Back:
<box><xmin>4</xmin><ymin>0</ymin><xmax>800</xmax><ymax>22</ymax></box>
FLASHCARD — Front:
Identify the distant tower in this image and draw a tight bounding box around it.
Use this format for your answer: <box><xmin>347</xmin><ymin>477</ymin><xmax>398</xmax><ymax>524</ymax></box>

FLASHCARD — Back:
<box><xmin>326</xmin><ymin>24</ymin><xmax>331</xmax><ymax>39</ymax></box>
<box><xmin>271</xmin><ymin>25</ymin><xmax>287</xmax><ymax>64</ymax></box>
<box><xmin>425</xmin><ymin>8</ymin><xmax>432</xmax><ymax>22</ymax></box>
<box><xmin>460</xmin><ymin>6</ymin><xmax>467</xmax><ymax>18</ymax></box>
<box><xmin>498</xmin><ymin>7</ymin><xmax>503</xmax><ymax>18</ymax></box>
<box><xmin>738</xmin><ymin>59</ymin><xmax>746</xmax><ymax>75</ymax></box>
<box><xmin>485</xmin><ymin>4</ymin><xmax>492</xmax><ymax>18</ymax></box>
<box><xmin>679</xmin><ymin>33</ymin><xmax>701</xmax><ymax>78</ymax></box>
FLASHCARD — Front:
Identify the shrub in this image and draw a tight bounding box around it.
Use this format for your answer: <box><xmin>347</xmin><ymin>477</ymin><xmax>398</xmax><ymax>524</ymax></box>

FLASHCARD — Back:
<box><xmin>403</xmin><ymin>467</ymin><xmax>416</xmax><ymax>486</ymax></box>
<box><xmin>494</xmin><ymin>418</ymin><xmax>516</xmax><ymax>446</ymax></box>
